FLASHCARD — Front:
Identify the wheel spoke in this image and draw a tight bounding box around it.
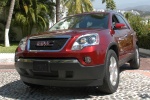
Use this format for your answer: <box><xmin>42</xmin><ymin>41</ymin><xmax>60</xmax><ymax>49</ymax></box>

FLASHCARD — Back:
<box><xmin>136</xmin><ymin>49</ymin><xmax>140</xmax><ymax>65</ymax></box>
<box><xmin>109</xmin><ymin>56</ymin><xmax>118</xmax><ymax>86</ymax></box>
<box><xmin>113</xmin><ymin>69</ymin><xmax>118</xmax><ymax>83</ymax></box>
<box><xmin>110</xmin><ymin>74</ymin><xmax>113</xmax><ymax>84</ymax></box>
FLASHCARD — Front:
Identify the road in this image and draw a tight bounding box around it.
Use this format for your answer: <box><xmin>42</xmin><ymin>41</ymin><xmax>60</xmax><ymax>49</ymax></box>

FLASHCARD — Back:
<box><xmin>0</xmin><ymin>55</ymin><xmax>149</xmax><ymax>100</ymax></box>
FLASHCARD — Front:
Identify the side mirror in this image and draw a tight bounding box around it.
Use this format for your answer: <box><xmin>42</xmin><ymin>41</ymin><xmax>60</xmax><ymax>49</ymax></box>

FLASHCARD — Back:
<box><xmin>115</xmin><ymin>23</ymin><xmax>126</xmax><ymax>29</ymax></box>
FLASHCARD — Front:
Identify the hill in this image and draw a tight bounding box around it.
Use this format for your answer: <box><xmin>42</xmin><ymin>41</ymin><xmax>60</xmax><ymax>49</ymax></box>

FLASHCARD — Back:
<box><xmin>125</xmin><ymin>5</ymin><xmax>150</xmax><ymax>12</ymax></box>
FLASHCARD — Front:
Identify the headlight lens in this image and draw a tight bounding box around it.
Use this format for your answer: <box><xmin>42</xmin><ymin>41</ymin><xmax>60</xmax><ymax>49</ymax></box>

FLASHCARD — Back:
<box><xmin>71</xmin><ymin>33</ymin><xmax>99</xmax><ymax>50</ymax></box>
<box><xmin>19</xmin><ymin>37</ymin><xmax>27</xmax><ymax>51</ymax></box>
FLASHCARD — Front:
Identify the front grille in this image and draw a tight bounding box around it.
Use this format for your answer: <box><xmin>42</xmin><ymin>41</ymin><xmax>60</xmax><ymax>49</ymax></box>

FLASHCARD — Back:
<box><xmin>29</xmin><ymin>38</ymin><xmax>69</xmax><ymax>51</ymax></box>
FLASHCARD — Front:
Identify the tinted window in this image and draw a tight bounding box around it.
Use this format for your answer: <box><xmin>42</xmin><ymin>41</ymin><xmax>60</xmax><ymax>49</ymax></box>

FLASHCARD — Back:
<box><xmin>49</xmin><ymin>14</ymin><xmax>109</xmax><ymax>31</ymax></box>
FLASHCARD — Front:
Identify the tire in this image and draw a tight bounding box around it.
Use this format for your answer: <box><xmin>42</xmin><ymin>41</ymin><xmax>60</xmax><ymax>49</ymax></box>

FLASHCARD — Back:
<box><xmin>23</xmin><ymin>81</ymin><xmax>41</xmax><ymax>87</ymax></box>
<box><xmin>129</xmin><ymin>45</ymin><xmax>140</xmax><ymax>69</ymax></box>
<box><xmin>98</xmin><ymin>50</ymin><xmax>119</xmax><ymax>94</ymax></box>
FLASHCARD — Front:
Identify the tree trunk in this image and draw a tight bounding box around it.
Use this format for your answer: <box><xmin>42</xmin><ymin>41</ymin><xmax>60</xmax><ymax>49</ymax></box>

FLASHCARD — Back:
<box><xmin>56</xmin><ymin>0</ymin><xmax>60</xmax><ymax>22</ymax></box>
<box><xmin>4</xmin><ymin>0</ymin><xmax>15</xmax><ymax>47</ymax></box>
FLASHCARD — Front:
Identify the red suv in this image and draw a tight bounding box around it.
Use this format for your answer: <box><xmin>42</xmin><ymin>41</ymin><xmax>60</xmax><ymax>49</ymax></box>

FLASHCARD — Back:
<box><xmin>15</xmin><ymin>11</ymin><xmax>140</xmax><ymax>93</ymax></box>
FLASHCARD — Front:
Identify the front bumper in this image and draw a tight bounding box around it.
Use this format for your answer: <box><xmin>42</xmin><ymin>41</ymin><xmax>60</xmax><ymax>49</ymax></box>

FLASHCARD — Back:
<box><xmin>15</xmin><ymin>58</ymin><xmax>105</xmax><ymax>87</ymax></box>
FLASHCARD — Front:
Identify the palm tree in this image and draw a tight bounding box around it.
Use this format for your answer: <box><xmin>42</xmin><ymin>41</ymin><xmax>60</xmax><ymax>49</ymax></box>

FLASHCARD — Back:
<box><xmin>56</xmin><ymin>0</ymin><xmax>60</xmax><ymax>22</ymax></box>
<box><xmin>102</xmin><ymin>0</ymin><xmax>111</xmax><ymax>3</ymax></box>
<box><xmin>102</xmin><ymin>0</ymin><xmax>116</xmax><ymax>10</ymax></box>
<box><xmin>0</xmin><ymin>0</ymin><xmax>6</xmax><ymax>33</ymax></box>
<box><xmin>14</xmin><ymin>0</ymin><xmax>55</xmax><ymax>37</ymax></box>
<box><xmin>63</xmin><ymin>0</ymin><xmax>93</xmax><ymax>15</ymax></box>
<box><xmin>55</xmin><ymin>0</ymin><xmax>94</xmax><ymax>22</ymax></box>
<box><xmin>0</xmin><ymin>0</ymin><xmax>7</xmax><ymax>14</ymax></box>
<box><xmin>1</xmin><ymin>0</ymin><xmax>55</xmax><ymax>45</ymax></box>
<box><xmin>4</xmin><ymin>0</ymin><xmax>15</xmax><ymax>47</ymax></box>
<box><xmin>106</xmin><ymin>0</ymin><xmax>116</xmax><ymax>10</ymax></box>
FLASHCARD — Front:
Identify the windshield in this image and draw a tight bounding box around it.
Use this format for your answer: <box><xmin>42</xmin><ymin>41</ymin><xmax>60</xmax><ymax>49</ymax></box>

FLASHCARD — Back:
<box><xmin>49</xmin><ymin>13</ymin><xmax>109</xmax><ymax>31</ymax></box>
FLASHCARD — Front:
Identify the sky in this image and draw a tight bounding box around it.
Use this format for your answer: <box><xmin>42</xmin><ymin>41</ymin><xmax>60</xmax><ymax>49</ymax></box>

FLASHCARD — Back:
<box><xmin>92</xmin><ymin>0</ymin><xmax>150</xmax><ymax>9</ymax></box>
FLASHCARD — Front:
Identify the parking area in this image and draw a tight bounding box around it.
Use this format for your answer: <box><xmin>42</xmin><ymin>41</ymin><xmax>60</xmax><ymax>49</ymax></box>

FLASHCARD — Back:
<box><xmin>0</xmin><ymin>57</ymin><xmax>150</xmax><ymax>100</ymax></box>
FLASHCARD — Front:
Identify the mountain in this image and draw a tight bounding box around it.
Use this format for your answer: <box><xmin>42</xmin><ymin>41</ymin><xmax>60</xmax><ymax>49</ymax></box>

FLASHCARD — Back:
<box><xmin>125</xmin><ymin>5</ymin><xmax>150</xmax><ymax>12</ymax></box>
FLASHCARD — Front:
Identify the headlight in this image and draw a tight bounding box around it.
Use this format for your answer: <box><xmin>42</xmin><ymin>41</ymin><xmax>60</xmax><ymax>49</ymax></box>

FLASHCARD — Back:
<box><xmin>19</xmin><ymin>37</ymin><xmax>27</xmax><ymax>51</ymax></box>
<box><xmin>71</xmin><ymin>33</ymin><xmax>99</xmax><ymax>50</ymax></box>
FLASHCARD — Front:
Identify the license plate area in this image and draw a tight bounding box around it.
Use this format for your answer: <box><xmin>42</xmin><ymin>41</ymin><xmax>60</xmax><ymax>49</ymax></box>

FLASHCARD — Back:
<box><xmin>33</xmin><ymin>61</ymin><xmax>49</xmax><ymax>72</ymax></box>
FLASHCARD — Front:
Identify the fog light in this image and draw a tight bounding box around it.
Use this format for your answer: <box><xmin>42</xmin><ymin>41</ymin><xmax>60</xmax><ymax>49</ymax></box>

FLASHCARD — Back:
<box><xmin>84</xmin><ymin>56</ymin><xmax>91</xmax><ymax>63</ymax></box>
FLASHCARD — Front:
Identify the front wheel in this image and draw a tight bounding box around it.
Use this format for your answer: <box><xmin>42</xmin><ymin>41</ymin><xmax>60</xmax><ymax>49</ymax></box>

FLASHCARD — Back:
<box><xmin>98</xmin><ymin>50</ymin><xmax>119</xmax><ymax>94</ymax></box>
<box><xmin>129</xmin><ymin>45</ymin><xmax>140</xmax><ymax>69</ymax></box>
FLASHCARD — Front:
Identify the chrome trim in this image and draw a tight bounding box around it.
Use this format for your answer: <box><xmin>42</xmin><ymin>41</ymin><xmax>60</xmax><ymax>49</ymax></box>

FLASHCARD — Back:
<box><xmin>17</xmin><ymin>58</ymin><xmax>79</xmax><ymax>63</ymax></box>
<box><xmin>27</xmin><ymin>35</ymin><xmax>71</xmax><ymax>52</ymax></box>
<box><xmin>29</xmin><ymin>35</ymin><xmax>71</xmax><ymax>39</ymax></box>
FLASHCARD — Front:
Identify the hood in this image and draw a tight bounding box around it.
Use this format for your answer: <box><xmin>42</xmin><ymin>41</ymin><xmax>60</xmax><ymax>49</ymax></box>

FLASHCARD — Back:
<box><xmin>29</xmin><ymin>29</ymin><xmax>105</xmax><ymax>39</ymax></box>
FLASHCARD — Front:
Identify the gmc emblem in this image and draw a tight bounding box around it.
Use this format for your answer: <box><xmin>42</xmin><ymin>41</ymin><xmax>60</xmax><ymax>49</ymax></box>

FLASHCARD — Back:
<box><xmin>36</xmin><ymin>41</ymin><xmax>54</xmax><ymax>47</ymax></box>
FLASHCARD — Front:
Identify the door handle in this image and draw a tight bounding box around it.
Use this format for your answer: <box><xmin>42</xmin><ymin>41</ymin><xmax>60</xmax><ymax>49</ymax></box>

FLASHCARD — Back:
<box><xmin>119</xmin><ymin>38</ymin><xmax>124</xmax><ymax>40</ymax></box>
<box><xmin>124</xmin><ymin>34</ymin><xmax>127</xmax><ymax>37</ymax></box>
<box><xmin>119</xmin><ymin>34</ymin><xmax>127</xmax><ymax>40</ymax></box>
<box><xmin>131</xmin><ymin>33</ymin><xmax>134</xmax><ymax>36</ymax></box>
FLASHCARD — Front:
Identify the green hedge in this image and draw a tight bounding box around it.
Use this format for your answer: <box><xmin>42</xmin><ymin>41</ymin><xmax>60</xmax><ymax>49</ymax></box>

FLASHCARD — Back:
<box><xmin>138</xmin><ymin>34</ymin><xmax>150</xmax><ymax>49</ymax></box>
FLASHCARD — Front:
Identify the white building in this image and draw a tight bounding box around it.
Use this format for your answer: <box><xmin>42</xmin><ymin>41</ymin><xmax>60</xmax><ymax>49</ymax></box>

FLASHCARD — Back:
<box><xmin>117</xmin><ymin>9</ymin><xmax>140</xmax><ymax>16</ymax></box>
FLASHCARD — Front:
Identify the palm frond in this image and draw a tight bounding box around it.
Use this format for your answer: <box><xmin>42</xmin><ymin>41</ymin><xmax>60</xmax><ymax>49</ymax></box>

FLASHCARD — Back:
<box><xmin>29</xmin><ymin>8</ymin><xmax>36</xmax><ymax>23</ymax></box>
<box><xmin>38</xmin><ymin>15</ymin><xmax>48</xmax><ymax>30</ymax></box>
<box><xmin>5</xmin><ymin>0</ymin><xmax>55</xmax><ymax>36</ymax></box>
<box><xmin>15</xmin><ymin>12</ymin><xmax>27</xmax><ymax>25</ymax></box>
<box><xmin>64</xmin><ymin>0</ymin><xmax>93</xmax><ymax>15</ymax></box>
<box><xmin>23</xmin><ymin>5</ymin><xmax>28</xmax><ymax>14</ymax></box>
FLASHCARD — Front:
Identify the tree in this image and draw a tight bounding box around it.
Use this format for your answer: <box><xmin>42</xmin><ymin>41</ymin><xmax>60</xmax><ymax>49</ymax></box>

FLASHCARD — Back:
<box><xmin>56</xmin><ymin>0</ymin><xmax>60</xmax><ymax>22</ymax></box>
<box><xmin>55</xmin><ymin>0</ymin><xmax>94</xmax><ymax>22</ymax></box>
<box><xmin>102</xmin><ymin>0</ymin><xmax>111</xmax><ymax>3</ymax></box>
<box><xmin>124</xmin><ymin>12</ymin><xmax>133</xmax><ymax>21</ymax></box>
<box><xmin>63</xmin><ymin>0</ymin><xmax>93</xmax><ymax>15</ymax></box>
<box><xmin>1</xmin><ymin>0</ymin><xmax>55</xmax><ymax>44</ymax></box>
<box><xmin>4</xmin><ymin>0</ymin><xmax>15</xmax><ymax>47</ymax></box>
<box><xmin>13</xmin><ymin>0</ymin><xmax>55</xmax><ymax>37</ymax></box>
<box><xmin>0</xmin><ymin>0</ymin><xmax>7</xmax><ymax>14</ymax></box>
<box><xmin>106</xmin><ymin>0</ymin><xmax>116</xmax><ymax>10</ymax></box>
<box><xmin>0</xmin><ymin>1</ymin><xmax>6</xmax><ymax>32</ymax></box>
<box><xmin>102</xmin><ymin>0</ymin><xmax>116</xmax><ymax>10</ymax></box>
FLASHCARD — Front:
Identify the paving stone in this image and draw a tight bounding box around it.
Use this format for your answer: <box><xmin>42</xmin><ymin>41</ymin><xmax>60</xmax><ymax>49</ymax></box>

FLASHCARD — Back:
<box><xmin>0</xmin><ymin>69</ymin><xmax>149</xmax><ymax>100</ymax></box>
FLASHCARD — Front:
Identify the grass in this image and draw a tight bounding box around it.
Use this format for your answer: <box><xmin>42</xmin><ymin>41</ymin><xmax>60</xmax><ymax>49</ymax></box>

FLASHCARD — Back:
<box><xmin>0</xmin><ymin>42</ymin><xmax>19</xmax><ymax>53</ymax></box>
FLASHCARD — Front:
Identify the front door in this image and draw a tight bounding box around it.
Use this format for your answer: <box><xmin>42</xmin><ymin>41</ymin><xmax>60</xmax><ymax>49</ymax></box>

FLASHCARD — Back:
<box><xmin>112</xmin><ymin>15</ymin><xmax>128</xmax><ymax>60</ymax></box>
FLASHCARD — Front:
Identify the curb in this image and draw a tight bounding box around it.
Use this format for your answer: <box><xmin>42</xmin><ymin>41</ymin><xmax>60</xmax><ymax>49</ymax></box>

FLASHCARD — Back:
<box><xmin>0</xmin><ymin>53</ymin><xmax>15</xmax><ymax>64</ymax></box>
<box><xmin>0</xmin><ymin>53</ymin><xmax>15</xmax><ymax>57</ymax></box>
<box><xmin>139</xmin><ymin>48</ymin><xmax>150</xmax><ymax>56</ymax></box>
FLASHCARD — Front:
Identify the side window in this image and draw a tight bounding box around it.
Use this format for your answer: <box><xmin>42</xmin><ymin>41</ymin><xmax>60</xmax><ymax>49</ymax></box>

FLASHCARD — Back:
<box><xmin>112</xmin><ymin>15</ymin><xmax>119</xmax><ymax>29</ymax></box>
<box><xmin>115</xmin><ymin>14</ymin><xmax>129</xmax><ymax>29</ymax></box>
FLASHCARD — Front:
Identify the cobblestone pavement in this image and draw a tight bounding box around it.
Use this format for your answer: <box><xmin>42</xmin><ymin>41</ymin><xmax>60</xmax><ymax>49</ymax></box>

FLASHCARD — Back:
<box><xmin>0</xmin><ymin>69</ymin><xmax>149</xmax><ymax>100</ymax></box>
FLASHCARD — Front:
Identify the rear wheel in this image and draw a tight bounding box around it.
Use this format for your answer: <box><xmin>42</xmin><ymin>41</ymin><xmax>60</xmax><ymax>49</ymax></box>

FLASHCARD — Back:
<box><xmin>98</xmin><ymin>50</ymin><xmax>119</xmax><ymax>94</ymax></box>
<box><xmin>129</xmin><ymin>45</ymin><xmax>140</xmax><ymax>69</ymax></box>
